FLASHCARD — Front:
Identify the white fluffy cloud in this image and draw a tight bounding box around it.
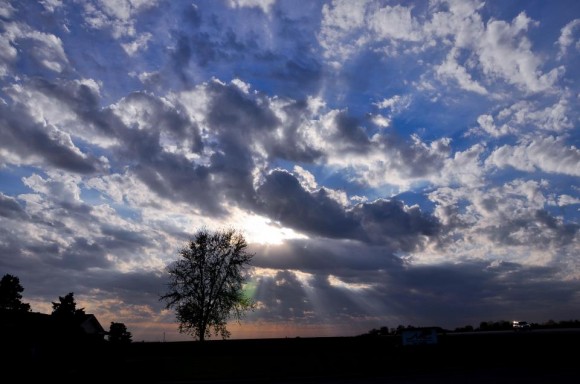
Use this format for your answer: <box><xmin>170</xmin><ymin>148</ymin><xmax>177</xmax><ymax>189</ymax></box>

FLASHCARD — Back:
<box><xmin>486</xmin><ymin>136</ymin><xmax>580</xmax><ymax>176</ymax></box>
<box><xmin>1</xmin><ymin>22</ymin><xmax>69</xmax><ymax>74</ymax></box>
<box><xmin>81</xmin><ymin>0</ymin><xmax>159</xmax><ymax>38</ymax></box>
<box><xmin>557</xmin><ymin>19</ymin><xmax>580</xmax><ymax>59</ymax></box>
<box><xmin>320</xmin><ymin>0</ymin><xmax>562</xmax><ymax>93</ymax></box>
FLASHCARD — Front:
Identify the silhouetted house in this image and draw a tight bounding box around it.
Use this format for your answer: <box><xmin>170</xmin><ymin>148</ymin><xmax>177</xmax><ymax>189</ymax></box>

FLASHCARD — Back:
<box><xmin>78</xmin><ymin>313</ymin><xmax>107</xmax><ymax>340</ymax></box>
<box><xmin>0</xmin><ymin>310</ymin><xmax>107</xmax><ymax>365</ymax></box>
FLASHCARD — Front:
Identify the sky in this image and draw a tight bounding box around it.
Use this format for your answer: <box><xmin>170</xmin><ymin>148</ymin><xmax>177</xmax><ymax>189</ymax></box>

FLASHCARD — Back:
<box><xmin>0</xmin><ymin>0</ymin><xmax>579</xmax><ymax>342</ymax></box>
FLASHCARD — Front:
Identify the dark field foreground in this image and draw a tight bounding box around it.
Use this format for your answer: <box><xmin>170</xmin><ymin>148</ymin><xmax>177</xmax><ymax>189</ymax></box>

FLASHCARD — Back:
<box><xmin>8</xmin><ymin>329</ymin><xmax>580</xmax><ymax>383</ymax></box>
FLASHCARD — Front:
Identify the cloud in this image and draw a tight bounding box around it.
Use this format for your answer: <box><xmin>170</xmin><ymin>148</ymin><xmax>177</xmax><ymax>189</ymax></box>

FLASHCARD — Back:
<box><xmin>320</xmin><ymin>1</ymin><xmax>562</xmax><ymax>94</ymax></box>
<box><xmin>0</xmin><ymin>192</ymin><xmax>28</xmax><ymax>220</ymax></box>
<box><xmin>556</xmin><ymin>194</ymin><xmax>580</xmax><ymax>207</ymax></box>
<box><xmin>429</xmin><ymin>179</ymin><xmax>579</xmax><ymax>267</ymax></box>
<box><xmin>228</xmin><ymin>0</ymin><xmax>276</xmax><ymax>14</ymax></box>
<box><xmin>436</xmin><ymin>48</ymin><xmax>488</xmax><ymax>94</ymax></box>
<box><xmin>367</xmin><ymin>3</ymin><xmax>423</xmax><ymax>47</ymax></box>
<box><xmin>474</xmin><ymin>114</ymin><xmax>514</xmax><ymax>137</ymax></box>
<box><xmin>79</xmin><ymin>0</ymin><xmax>159</xmax><ymax>39</ymax></box>
<box><xmin>373</xmin><ymin>95</ymin><xmax>411</xmax><ymax>113</ymax></box>
<box><xmin>476</xmin><ymin>12</ymin><xmax>562</xmax><ymax>93</ymax></box>
<box><xmin>248</xmin><ymin>239</ymin><xmax>580</xmax><ymax>330</ymax></box>
<box><xmin>4</xmin><ymin>78</ymin><xmax>119</xmax><ymax>148</ymax></box>
<box><xmin>111</xmin><ymin>91</ymin><xmax>203</xmax><ymax>154</ymax></box>
<box><xmin>121</xmin><ymin>32</ymin><xmax>152</xmax><ymax>55</ymax></box>
<box><xmin>1</xmin><ymin>21</ymin><xmax>69</xmax><ymax>75</ymax></box>
<box><xmin>0</xmin><ymin>101</ymin><xmax>103</xmax><ymax>173</ymax></box>
<box><xmin>557</xmin><ymin>19</ymin><xmax>580</xmax><ymax>59</ymax></box>
<box><xmin>39</xmin><ymin>0</ymin><xmax>63</xmax><ymax>13</ymax></box>
<box><xmin>485</xmin><ymin>136</ymin><xmax>580</xmax><ymax>176</ymax></box>
<box><xmin>470</xmin><ymin>95</ymin><xmax>575</xmax><ymax>138</ymax></box>
<box><xmin>256</xmin><ymin>169</ymin><xmax>440</xmax><ymax>251</ymax></box>
<box><xmin>256</xmin><ymin>169</ymin><xmax>360</xmax><ymax>239</ymax></box>
<box><xmin>350</xmin><ymin>199</ymin><xmax>440</xmax><ymax>251</ymax></box>
<box><xmin>319</xmin><ymin>0</ymin><xmax>369</xmax><ymax>64</ymax></box>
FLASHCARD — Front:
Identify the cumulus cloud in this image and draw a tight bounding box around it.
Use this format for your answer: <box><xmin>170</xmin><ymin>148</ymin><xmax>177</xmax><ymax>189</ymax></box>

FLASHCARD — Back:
<box><xmin>256</xmin><ymin>169</ymin><xmax>440</xmax><ymax>251</ymax></box>
<box><xmin>320</xmin><ymin>0</ymin><xmax>562</xmax><ymax>93</ymax></box>
<box><xmin>228</xmin><ymin>0</ymin><xmax>276</xmax><ymax>14</ymax></box>
<box><xmin>0</xmin><ymin>193</ymin><xmax>28</xmax><ymax>220</ymax></box>
<box><xmin>0</xmin><ymin>100</ymin><xmax>104</xmax><ymax>173</ymax></box>
<box><xmin>436</xmin><ymin>48</ymin><xmax>488</xmax><ymax>94</ymax></box>
<box><xmin>486</xmin><ymin>136</ymin><xmax>580</xmax><ymax>176</ymax></box>
<box><xmin>1</xmin><ymin>21</ymin><xmax>69</xmax><ymax>75</ymax></box>
<box><xmin>475</xmin><ymin>12</ymin><xmax>561</xmax><ymax>93</ymax></box>
<box><xmin>429</xmin><ymin>179</ymin><xmax>579</xmax><ymax>267</ymax></box>
<box><xmin>557</xmin><ymin>19</ymin><xmax>580</xmax><ymax>59</ymax></box>
<box><xmin>80</xmin><ymin>0</ymin><xmax>159</xmax><ymax>38</ymax></box>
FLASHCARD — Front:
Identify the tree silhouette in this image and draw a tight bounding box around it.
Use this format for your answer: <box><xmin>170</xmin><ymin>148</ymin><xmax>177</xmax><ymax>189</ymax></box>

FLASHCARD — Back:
<box><xmin>108</xmin><ymin>322</ymin><xmax>132</xmax><ymax>344</ymax></box>
<box><xmin>0</xmin><ymin>274</ymin><xmax>31</xmax><ymax>312</ymax></box>
<box><xmin>51</xmin><ymin>292</ymin><xmax>85</xmax><ymax>322</ymax></box>
<box><xmin>160</xmin><ymin>228</ymin><xmax>255</xmax><ymax>342</ymax></box>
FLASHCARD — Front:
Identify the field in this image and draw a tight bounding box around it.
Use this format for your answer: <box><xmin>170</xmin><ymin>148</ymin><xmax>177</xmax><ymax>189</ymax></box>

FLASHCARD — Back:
<box><xmin>10</xmin><ymin>329</ymin><xmax>580</xmax><ymax>383</ymax></box>
<box><xmin>112</xmin><ymin>329</ymin><xmax>578</xmax><ymax>382</ymax></box>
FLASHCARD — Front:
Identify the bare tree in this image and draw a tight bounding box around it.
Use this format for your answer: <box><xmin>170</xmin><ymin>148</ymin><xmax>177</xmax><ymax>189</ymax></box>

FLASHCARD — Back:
<box><xmin>160</xmin><ymin>228</ymin><xmax>255</xmax><ymax>341</ymax></box>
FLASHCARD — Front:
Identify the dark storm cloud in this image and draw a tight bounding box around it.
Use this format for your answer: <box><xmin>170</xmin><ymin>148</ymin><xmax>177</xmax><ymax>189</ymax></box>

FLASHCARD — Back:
<box><xmin>0</xmin><ymin>69</ymin><xmax>444</xmax><ymax>305</ymax></box>
<box><xmin>203</xmin><ymin>81</ymin><xmax>323</xmax><ymax>206</ymax></box>
<box><xmin>123</xmin><ymin>136</ymin><xmax>220</xmax><ymax>213</ymax></box>
<box><xmin>351</xmin><ymin>199</ymin><xmax>440</xmax><ymax>251</ymax></box>
<box><xmin>256</xmin><ymin>169</ymin><xmax>361</xmax><ymax>239</ymax></box>
<box><xmin>256</xmin><ymin>169</ymin><xmax>440</xmax><ymax>250</ymax></box>
<box><xmin>252</xmin><ymin>271</ymin><xmax>363</xmax><ymax>323</ymax></box>
<box><xmin>265</xmin><ymin>98</ymin><xmax>324</xmax><ymax>162</ymax></box>
<box><xmin>206</xmin><ymin>81</ymin><xmax>280</xmax><ymax>131</ymax></box>
<box><xmin>333</xmin><ymin>112</ymin><xmax>371</xmax><ymax>151</ymax></box>
<box><xmin>0</xmin><ymin>226</ymin><xmax>27</xmax><ymax>271</ymax></box>
<box><xmin>118</xmin><ymin>92</ymin><xmax>203</xmax><ymax>152</ymax></box>
<box><xmin>386</xmin><ymin>261</ymin><xmax>580</xmax><ymax>326</ymax></box>
<box><xmin>377</xmin><ymin>133</ymin><xmax>450</xmax><ymax>179</ymax></box>
<box><xmin>250</xmin><ymin>238</ymin><xmax>403</xmax><ymax>273</ymax></box>
<box><xmin>96</xmin><ymin>270</ymin><xmax>167</xmax><ymax>309</ymax></box>
<box><xmin>0</xmin><ymin>193</ymin><xmax>28</xmax><ymax>219</ymax></box>
<box><xmin>17</xmin><ymin>266</ymin><xmax>167</xmax><ymax>312</ymax></box>
<box><xmin>1</xmin><ymin>78</ymin><xmax>248</xmax><ymax>216</ymax></box>
<box><xmin>100</xmin><ymin>226</ymin><xmax>153</xmax><ymax>250</ymax></box>
<box><xmin>207</xmin><ymin>81</ymin><xmax>323</xmax><ymax>163</ymax></box>
<box><xmin>253</xmin><ymin>270</ymin><xmax>313</xmax><ymax>321</ymax></box>
<box><xmin>108</xmin><ymin>82</ymin><xmax>279</xmax><ymax>214</ymax></box>
<box><xmin>0</xmin><ymin>102</ymin><xmax>101</xmax><ymax>174</ymax></box>
<box><xmin>28</xmin><ymin>78</ymin><xmax>117</xmax><ymax>137</ymax></box>
<box><xmin>249</xmin><ymin>247</ymin><xmax>580</xmax><ymax>328</ymax></box>
<box><xmin>58</xmin><ymin>237</ymin><xmax>112</xmax><ymax>270</ymax></box>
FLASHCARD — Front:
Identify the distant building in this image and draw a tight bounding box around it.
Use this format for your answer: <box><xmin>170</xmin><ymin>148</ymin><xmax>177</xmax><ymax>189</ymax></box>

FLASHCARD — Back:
<box><xmin>401</xmin><ymin>327</ymin><xmax>439</xmax><ymax>346</ymax></box>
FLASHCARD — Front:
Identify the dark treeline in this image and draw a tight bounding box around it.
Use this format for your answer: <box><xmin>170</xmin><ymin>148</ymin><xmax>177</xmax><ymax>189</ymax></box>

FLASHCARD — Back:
<box><xmin>361</xmin><ymin>318</ymin><xmax>580</xmax><ymax>336</ymax></box>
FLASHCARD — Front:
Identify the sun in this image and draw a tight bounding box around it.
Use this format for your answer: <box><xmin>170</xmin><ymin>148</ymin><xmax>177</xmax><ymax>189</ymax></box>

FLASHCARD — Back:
<box><xmin>239</xmin><ymin>214</ymin><xmax>308</xmax><ymax>245</ymax></box>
